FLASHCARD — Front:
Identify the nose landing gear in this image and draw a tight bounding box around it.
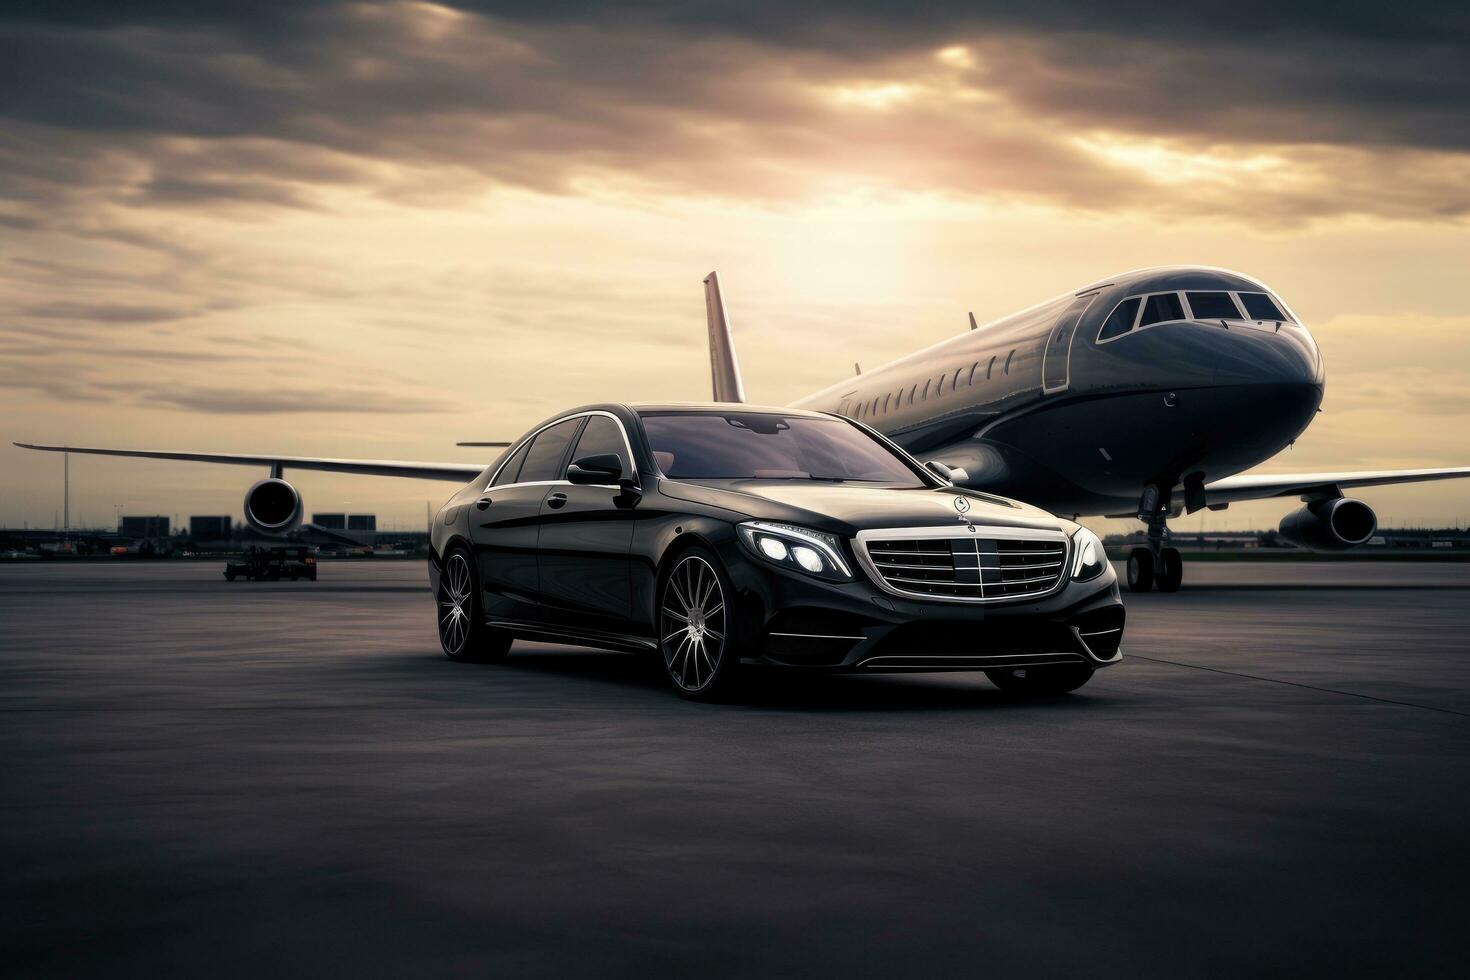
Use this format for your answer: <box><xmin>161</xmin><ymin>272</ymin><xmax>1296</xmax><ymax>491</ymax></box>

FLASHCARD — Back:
<box><xmin>1128</xmin><ymin>483</ymin><xmax>1183</xmax><ymax>593</ymax></box>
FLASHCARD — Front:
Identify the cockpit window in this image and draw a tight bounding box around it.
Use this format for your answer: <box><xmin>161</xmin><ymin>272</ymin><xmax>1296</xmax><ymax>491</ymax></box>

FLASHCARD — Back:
<box><xmin>1186</xmin><ymin>291</ymin><xmax>1242</xmax><ymax>320</ymax></box>
<box><xmin>1138</xmin><ymin>292</ymin><xmax>1185</xmax><ymax>328</ymax></box>
<box><xmin>1238</xmin><ymin>292</ymin><xmax>1289</xmax><ymax>321</ymax></box>
<box><xmin>1098</xmin><ymin>296</ymin><xmax>1141</xmax><ymax>342</ymax></box>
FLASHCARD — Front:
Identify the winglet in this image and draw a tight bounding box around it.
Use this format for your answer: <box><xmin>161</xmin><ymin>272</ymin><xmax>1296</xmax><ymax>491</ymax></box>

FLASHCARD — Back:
<box><xmin>968</xmin><ymin>312</ymin><xmax>978</xmax><ymax>331</ymax></box>
<box><xmin>703</xmin><ymin>271</ymin><xmax>746</xmax><ymax>403</ymax></box>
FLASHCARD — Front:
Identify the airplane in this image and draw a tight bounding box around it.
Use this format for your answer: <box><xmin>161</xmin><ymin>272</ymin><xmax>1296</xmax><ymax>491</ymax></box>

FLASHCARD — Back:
<box><xmin>16</xmin><ymin>265</ymin><xmax>1469</xmax><ymax>592</ymax></box>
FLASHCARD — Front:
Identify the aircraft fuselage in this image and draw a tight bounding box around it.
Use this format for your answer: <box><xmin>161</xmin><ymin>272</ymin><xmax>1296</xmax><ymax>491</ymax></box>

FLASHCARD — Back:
<box><xmin>792</xmin><ymin>267</ymin><xmax>1325</xmax><ymax>518</ymax></box>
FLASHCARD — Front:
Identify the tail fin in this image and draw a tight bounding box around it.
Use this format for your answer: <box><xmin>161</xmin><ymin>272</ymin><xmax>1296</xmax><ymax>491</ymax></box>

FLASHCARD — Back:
<box><xmin>703</xmin><ymin>271</ymin><xmax>746</xmax><ymax>403</ymax></box>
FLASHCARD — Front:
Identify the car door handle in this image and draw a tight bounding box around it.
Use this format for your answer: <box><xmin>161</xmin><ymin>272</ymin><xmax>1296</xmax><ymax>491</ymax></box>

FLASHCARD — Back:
<box><xmin>546</xmin><ymin>492</ymin><xmax>568</xmax><ymax>509</ymax></box>
<box><xmin>475</xmin><ymin>497</ymin><xmax>492</xmax><ymax>511</ymax></box>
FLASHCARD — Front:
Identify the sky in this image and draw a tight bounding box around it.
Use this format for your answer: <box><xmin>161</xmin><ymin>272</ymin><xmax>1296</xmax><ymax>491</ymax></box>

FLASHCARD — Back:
<box><xmin>2</xmin><ymin>0</ymin><xmax>1468</xmax><ymax>534</ymax></box>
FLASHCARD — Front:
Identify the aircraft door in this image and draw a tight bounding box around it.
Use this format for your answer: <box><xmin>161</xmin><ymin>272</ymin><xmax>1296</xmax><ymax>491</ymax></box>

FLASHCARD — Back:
<box><xmin>1042</xmin><ymin>293</ymin><xmax>1098</xmax><ymax>394</ymax></box>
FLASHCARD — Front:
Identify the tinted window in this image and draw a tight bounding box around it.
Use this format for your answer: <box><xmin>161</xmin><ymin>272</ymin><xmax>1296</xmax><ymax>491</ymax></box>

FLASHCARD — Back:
<box><xmin>639</xmin><ymin>412</ymin><xmax>923</xmax><ymax>485</ymax></box>
<box><xmin>1186</xmin><ymin>291</ymin><xmax>1242</xmax><ymax>319</ymax></box>
<box><xmin>568</xmin><ymin>414</ymin><xmax>627</xmax><ymax>475</ymax></box>
<box><xmin>1098</xmin><ymin>296</ymin><xmax>1141</xmax><ymax>341</ymax></box>
<box><xmin>518</xmin><ymin>417</ymin><xmax>583</xmax><ymax>483</ymax></box>
<box><xmin>1239</xmin><ymin>292</ymin><xmax>1288</xmax><ymax>321</ymax></box>
<box><xmin>1139</xmin><ymin>293</ymin><xmax>1185</xmax><ymax>327</ymax></box>
<box><xmin>491</xmin><ymin>441</ymin><xmax>532</xmax><ymax>486</ymax></box>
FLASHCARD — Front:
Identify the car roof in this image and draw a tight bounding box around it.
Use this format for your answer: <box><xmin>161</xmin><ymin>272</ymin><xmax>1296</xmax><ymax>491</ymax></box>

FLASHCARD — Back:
<box><xmin>623</xmin><ymin>401</ymin><xmax>833</xmax><ymax>418</ymax></box>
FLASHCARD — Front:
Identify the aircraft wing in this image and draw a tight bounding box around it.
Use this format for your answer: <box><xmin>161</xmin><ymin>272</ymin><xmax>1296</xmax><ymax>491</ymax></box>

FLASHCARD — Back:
<box><xmin>1204</xmin><ymin>466</ymin><xmax>1470</xmax><ymax>505</ymax></box>
<box><xmin>14</xmin><ymin>442</ymin><xmax>485</xmax><ymax>483</ymax></box>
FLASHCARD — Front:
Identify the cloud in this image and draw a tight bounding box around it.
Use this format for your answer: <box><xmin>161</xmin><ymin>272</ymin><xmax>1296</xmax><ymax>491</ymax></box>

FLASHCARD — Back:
<box><xmin>0</xmin><ymin>1</ymin><xmax>1467</xmax><ymax>229</ymax></box>
<box><xmin>135</xmin><ymin>383</ymin><xmax>457</xmax><ymax>414</ymax></box>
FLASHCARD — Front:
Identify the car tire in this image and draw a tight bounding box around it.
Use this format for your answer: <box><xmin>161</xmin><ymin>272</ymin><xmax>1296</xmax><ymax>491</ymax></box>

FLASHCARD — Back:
<box><xmin>437</xmin><ymin>546</ymin><xmax>511</xmax><ymax>663</ymax></box>
<box><xmin>986</xmin><ymin>664</ymin><xmax>1095</xmax><ymax>696</ymax></box>
<box><xmin>658</xmin><ymin>545</ymin><xmax>743</xmax><ymax>701</ymax></box>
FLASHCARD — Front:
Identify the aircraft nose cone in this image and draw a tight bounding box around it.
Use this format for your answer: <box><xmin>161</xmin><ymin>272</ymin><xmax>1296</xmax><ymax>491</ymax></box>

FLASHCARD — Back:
<box><xmin>1208</xmin><ymin>320</ymin><xmax>1323</xmax><ymax>388</ymax></box>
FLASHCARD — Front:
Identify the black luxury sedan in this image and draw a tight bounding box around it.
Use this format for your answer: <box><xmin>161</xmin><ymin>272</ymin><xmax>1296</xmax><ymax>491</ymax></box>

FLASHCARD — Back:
<box><xmin>429</xmin><ymin>403</ymin><xmax>1125</xmax><ymax>700</ymax></box>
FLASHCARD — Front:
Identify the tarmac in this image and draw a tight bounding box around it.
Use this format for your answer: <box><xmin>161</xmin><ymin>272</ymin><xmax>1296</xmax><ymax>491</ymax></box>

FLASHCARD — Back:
<box><xmin>2</xmin><ymin>560</ymin><xmax>1467</xmax><ymax>977</ymax></box>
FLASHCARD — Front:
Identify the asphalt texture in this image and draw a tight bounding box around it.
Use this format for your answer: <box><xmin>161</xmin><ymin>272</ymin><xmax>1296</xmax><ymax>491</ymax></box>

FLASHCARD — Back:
<box><xmin>2</xmin><ymin>561</ymin><xmax>1467</xmax><ymax>977</ymax></box>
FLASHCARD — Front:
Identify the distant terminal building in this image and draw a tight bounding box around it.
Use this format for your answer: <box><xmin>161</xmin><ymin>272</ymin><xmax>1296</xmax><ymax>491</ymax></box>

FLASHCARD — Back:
<box><xmin>312</xmin><ymin>513</ymin><xmax>376</xmax><ymax>531</ymax></box>
<box><xmin>119</xmin><ymin>516</ymin><xmax>169</xmax><ymax>539</ymax></box>
<box><xmin>190</xmin><ymin>516</ymin><xmax>232</xmax><ymax>540</ymax></box>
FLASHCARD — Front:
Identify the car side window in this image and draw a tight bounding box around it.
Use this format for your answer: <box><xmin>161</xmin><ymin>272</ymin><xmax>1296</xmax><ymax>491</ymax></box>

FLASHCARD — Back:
<box><xmin>517</xmin><ymin>417</ymin><xmax>584</xmax><ymax>483</ymax></box>
<box><xmin>491</xmin><ymin>441</ymin><xmax>532</xmax><ymax>487</ymax></box>
<box><xmin>567</xmin><ymin>415</ymin><xmax>628</xmax><ymax>476</ymax></box>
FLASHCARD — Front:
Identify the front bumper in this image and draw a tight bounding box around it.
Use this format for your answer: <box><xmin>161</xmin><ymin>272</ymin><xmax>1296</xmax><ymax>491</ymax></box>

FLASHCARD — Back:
<box><xmin>718</xmin><ymin>537</ymin><xmax>1125</xmax><ymax>673</ymax></box>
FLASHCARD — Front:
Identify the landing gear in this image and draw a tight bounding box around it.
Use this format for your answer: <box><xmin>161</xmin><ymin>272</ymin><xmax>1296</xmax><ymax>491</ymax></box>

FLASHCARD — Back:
<box><xmin>1127</xmin><ymin>548</ymin><xmax>1154</xmax><ymax>592</ymax></box>
<box><xmin>1156</xmin><ymin>547</ymin><xmax>1183</xmax><ymax>593</ymax></box>
<box><xmin>1129</xmin><ymin>483</ymin><xmax>1185</xmax><ymax>593</ymax></box>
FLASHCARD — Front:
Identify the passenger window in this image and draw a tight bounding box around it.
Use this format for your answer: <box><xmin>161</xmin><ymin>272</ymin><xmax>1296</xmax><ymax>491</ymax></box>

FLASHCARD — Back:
<box><xmin>883</xmin><ymin>393</ymin><xmax>891</xmax><ymax>413</ymax></box>
<box><xmin>1239</xmin><ymin>292</ymin><xmax>1288</xmax><ymax>321</ymax></box>
<box><xmin>567</xmin><ymin>414</ymin><xmax>627</xmax><ymax>476</ymax></box>
<box><xmin>491</xmin><ymin>441</ymin><xmax>532</xmax><ymax>487</ymax></box>
<box><xmin>987</xmin><ymin>355</ymin><xmax>995</xmax><ymax>379</ymax></box>
<box><xmin>952</xmin><ymin>367</ymin><xmax>962</xmax><ymax>389</ymax></box>
<box><xmin>1004</xmin><ymin>350</ymin><xmax>1014</xmax><ymax>374</ymax></box>
<box><xmin>968</xmin><ymin>362</ymin><xmax>978</xmax><ymax>385</ymax></box>
<box><xmin>908</xmin><ymin>384</ymin><xmax>917</xmax><ymax>405</ymax></box>
<box><xmin>922</xmin><ymin>379</ymin><xmax>930</xmax><ymax>400</ymax></box>
<box><xmin>1098</xmin><ymin>296</ymin><xmax>1141</xmax><ymax>341</ymax></box>
<box><xmin>1139</xmin><ymin>293</ymin><xmax>1184</xmax><ymax>328</ymax></box>
<box><xmin>518</xmin><ymin>417</ymin><xmax>584</xmax><ymax>483</ymax></box>
<box><xmin>1186</xmin><ymin>291</ymin><xmax>1242</xmax><ymax>320</ymax></box>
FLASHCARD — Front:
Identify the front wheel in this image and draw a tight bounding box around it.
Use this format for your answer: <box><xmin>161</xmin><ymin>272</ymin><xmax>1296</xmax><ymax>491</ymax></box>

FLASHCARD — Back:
<box><xmin>659</xmin><ymin>548</ymin><xmax>742</xmax><ymax>700</ymax></box>
<box><xmin>437</xmin><ymin>548</ymin><xmax>511</xmax><ymax>663</ymax></box>
<box><xmin>986</xmin><ymin>664</ymin><xmax>1095</xmax><ymax>697</ymax></box>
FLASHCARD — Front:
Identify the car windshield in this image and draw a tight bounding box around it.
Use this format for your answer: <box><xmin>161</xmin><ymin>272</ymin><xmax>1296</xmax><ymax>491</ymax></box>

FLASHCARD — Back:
<box><xmin>639</xmin><ymin>411</ymin><xmax>926</xmax><ymax>485</ymax></box>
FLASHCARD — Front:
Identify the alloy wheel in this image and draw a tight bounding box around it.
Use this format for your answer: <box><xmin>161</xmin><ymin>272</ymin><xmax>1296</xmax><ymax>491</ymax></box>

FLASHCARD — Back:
<box><xmin>660</xmin><ymin>555</ymin><xmax>727</xmax><ymax>693</ymax></box>
<box><xmin>438</xmin><ymin>552</ymin><xmax>473</xmax><ymax>656</ymax></box>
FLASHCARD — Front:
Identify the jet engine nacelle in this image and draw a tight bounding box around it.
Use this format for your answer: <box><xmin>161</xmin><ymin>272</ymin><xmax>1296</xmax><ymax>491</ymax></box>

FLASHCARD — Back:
<box><xmin>1278</xmin><ymin>497</ymin><xmax>1376</xmax><ymax>551</ymax></box>
<box><xmin>244</xmin><ymin>478</ymin><xmax>303</xmax><ymax>534</ymax></box>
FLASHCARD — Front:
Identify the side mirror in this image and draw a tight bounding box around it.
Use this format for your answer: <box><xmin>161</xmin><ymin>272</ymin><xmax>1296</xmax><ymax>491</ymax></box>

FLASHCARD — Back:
<box><xmin>567</xmin><ymin>453</ymin><xmax>625</xmax><ymax>485</ymax></box>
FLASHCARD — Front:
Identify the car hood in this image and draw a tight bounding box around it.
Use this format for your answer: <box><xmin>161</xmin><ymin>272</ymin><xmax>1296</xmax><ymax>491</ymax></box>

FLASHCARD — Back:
<box><xmin>657</xmin><ymin>479</ymin><xmax>1063</xmax><ymax>535</ymax></box>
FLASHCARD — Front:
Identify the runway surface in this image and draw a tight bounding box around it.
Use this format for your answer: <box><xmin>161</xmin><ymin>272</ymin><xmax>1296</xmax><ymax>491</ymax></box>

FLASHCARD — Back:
<box><xmin>2</xmin><ymin>561</ymin><xmax>1466</xmax><ymax>977</ymax></box>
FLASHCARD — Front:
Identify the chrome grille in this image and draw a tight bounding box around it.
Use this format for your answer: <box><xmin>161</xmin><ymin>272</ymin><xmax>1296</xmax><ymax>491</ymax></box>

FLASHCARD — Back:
<box><xmin>857</xmin><ymin>527</ymin><xmax>1069</xmax><ymax>603</ymax></box>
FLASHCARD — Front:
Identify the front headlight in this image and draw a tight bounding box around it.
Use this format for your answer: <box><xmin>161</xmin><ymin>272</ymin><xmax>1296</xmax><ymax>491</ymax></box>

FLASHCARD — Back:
<box><xmin>1071</xmin><ymin>526</ymin><xmax>1107</xmax><ymax>581</ymax></box>
<box><xmin>737</xmin><ymin>521</ymin><xmax>854</xmax><ymax>582</ymax></box>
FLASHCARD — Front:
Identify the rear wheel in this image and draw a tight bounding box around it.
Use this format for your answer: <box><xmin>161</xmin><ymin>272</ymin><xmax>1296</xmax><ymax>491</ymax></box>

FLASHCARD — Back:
<box><xmin>986</xmin><ymin>664</ymin><xmax>1094</xmax><ymax>696</ymax></box>
<box><xmin>438</xmin><ymin>548</ymin><xmax>511</xmax><ymax>663</ymax></box>
<box><xmin>659</xmin><ymin>548</ymin><xmax>741</xmax><ymax>701</ymax></box>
